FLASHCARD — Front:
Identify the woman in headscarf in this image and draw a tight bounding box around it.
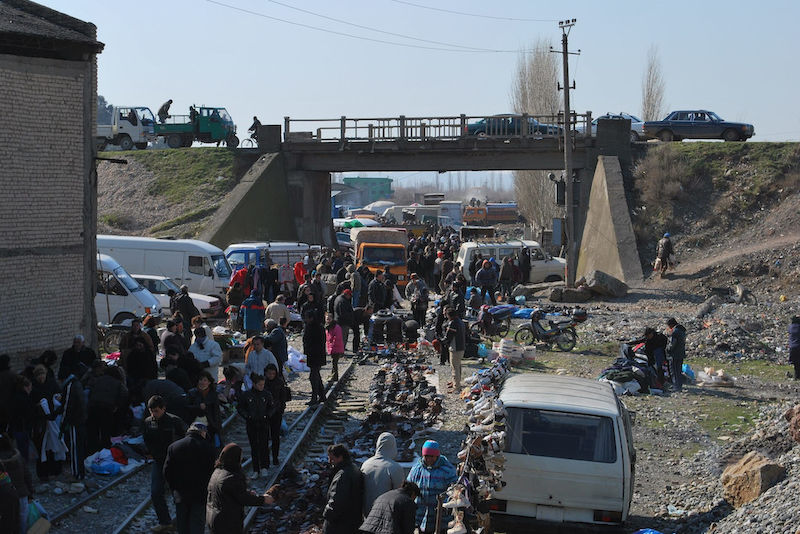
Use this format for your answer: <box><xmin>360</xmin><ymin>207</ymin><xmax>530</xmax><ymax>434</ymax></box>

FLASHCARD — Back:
<box><xmin>206</xmin><ymin>443</ymin><xmax>276</xmax><ymax>534</ymax></box>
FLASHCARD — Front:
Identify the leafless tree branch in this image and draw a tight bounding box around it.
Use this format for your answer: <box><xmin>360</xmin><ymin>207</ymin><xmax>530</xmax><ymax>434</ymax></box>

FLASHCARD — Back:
<box><xmin>641</xmin><ymin>45</ymin><xmax>666</xmax><ymax>122</ymax></box>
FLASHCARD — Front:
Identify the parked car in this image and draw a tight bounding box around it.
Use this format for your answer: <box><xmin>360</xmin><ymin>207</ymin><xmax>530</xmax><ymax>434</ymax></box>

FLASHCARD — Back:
<box><xmin>578</xmin><ymin>112</ymin><xmax>645</xmax><ymax>143</ymax></box>
<box><xmin>643</xmin><ymin>110</ymin><xmax>755</xmax><ymax>142</ymax></box>
<box><xmin>456</xmin><ymin>240</ymin><xmax>565</xmax><ymax>284</ymax></box>
<box><xmin>465</xmin><ymin>114</ymin><xmax>561</xmax><ymax>137</ymax></box>
<box><xmin>132</xmin><ymin>274</ymin><xmax>222</xmax><ymax>318</ymax></box>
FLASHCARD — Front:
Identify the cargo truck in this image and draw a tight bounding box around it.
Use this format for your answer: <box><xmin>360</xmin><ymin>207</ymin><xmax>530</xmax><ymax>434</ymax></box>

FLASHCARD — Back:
<box><xmin>350</xmin><ymin>227</ymin><xmax>409</xmax><ymax>287</ymax></box>
<box><xmin>463</xmin><ymin>202</ymin><xmax>520</xmax><ymax>225</ymax></box>
<box><xmin>155</xmin><ymin>106</ymin><xmax>239</xmax><ymax>148</ymax></box>
<box><xmin>95</xmin><ymin>106</ymin><xmax>156</xmax><ymax>151</ymax></box>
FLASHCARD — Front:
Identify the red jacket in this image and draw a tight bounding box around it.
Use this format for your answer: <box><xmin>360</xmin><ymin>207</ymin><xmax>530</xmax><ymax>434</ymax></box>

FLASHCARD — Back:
<box><xmin>230</xmin><ymin>268</ymin><xmax>251</xmax><ymax>297</ymax></box>
<box><xmin>294</xmin><ymin>262</ymin><xmax>307</xmax><ymax>285</ymax></box>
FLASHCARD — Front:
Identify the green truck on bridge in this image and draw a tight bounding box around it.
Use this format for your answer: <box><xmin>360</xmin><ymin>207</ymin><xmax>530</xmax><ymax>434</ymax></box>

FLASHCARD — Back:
<box><xmin>156</xmin><ymin>106</ymin><xmax>239</xmax><ymax>148</ymax></box>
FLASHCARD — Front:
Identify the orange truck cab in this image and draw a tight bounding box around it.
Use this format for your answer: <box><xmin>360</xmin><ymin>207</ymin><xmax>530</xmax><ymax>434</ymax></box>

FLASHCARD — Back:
<box><xmin>350</xmin><ymin>227</ymin><xmax>409</xmax><ymax>287</ymax></box>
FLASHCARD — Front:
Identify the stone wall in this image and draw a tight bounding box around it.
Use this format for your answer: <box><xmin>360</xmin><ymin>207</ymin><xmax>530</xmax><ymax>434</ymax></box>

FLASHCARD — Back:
<box><xmin>0</xmin><ymin>53</ymin><xmax>97</xmax><ymax>369</ymax></box>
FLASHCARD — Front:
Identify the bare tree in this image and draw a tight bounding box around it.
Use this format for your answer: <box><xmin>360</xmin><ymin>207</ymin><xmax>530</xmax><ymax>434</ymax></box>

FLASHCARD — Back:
<box><xmin>510</xmin><ymin>39</ymin><xmax>563</xmax><ymax>229</ymax></box>
<box><xmin>641</xmin><ymin>45</ymin><xmax>666</xmax><ymax>121</ymax></box>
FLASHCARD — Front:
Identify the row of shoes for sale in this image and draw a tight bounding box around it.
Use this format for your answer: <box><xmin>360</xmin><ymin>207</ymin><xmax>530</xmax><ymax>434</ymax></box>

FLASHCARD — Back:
<box><xmin>441</xmin><ymin>357</ymin><xmax>511</xmax><ymax>534</ymax></box>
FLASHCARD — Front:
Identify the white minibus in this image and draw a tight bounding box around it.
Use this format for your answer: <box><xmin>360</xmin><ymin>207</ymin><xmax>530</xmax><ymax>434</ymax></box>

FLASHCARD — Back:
<box><xmin>96</xmin><ymin>254</ymin><xmax>161</xmax><ymax>325</ymax></box>
<box><xmin>489</xmin><ymin>374</ymin><xmax>635</xmax><ymax>531</ymax></box>
<box><xmin>97</xmin><ymin>235</ymin><xmax>232</xmax><ymax>300</ymax></box>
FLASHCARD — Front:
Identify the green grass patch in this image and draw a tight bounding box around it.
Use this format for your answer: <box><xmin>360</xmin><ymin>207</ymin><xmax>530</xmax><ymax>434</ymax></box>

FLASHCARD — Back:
<box><xmin>148</xmin><ymin>205</ymin><xmax>219</xmax><ymax>235</ymax></box>
<box><xmin>121</xmin><ymin>148</ymin><xmax>236</xmax><ymax>204</ymax></box>
<box><xmin>693</xmin><ymin>396</ymin><xmax>758</xmax><ymax>438</ymax></box>
<box><xmin>99</xmin><ymin>212</ymin><xmax>135</xmax><ymax>229</ymax></box>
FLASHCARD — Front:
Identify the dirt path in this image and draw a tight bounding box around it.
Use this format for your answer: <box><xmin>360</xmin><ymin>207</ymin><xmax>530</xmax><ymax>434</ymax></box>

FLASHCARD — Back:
<box><xmin>673</xmin><ymin>233</ymin><xmax>800</xmax><ymax>276</ymax></box>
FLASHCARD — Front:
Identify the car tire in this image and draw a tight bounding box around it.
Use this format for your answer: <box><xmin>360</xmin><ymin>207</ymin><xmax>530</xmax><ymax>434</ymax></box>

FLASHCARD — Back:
<box><xmin>630</xmin><ymin>131</ymin><xmax>639</xmax><ymax>143</ymax></box>
<box><xmin>657</xmin><ymin>130</ymin><xmax>674</xmax><ymax>142</ymax></box>
<box><xmin>118</xmin><ymin>135</ymin><xmax>134</xmax><ymax>151</ymax></box>
<box><xmin>476</xmin><ymin>131</ymin><xmax>488</xmax><ymax>138</ymax></box>
<box><xmin>723</xmin><ymin>129</ymin><xmax>740</xmax><ymax>142</ymax></box>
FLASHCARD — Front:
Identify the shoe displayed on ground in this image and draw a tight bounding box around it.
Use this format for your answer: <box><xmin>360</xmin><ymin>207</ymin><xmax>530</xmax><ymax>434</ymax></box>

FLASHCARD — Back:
<box><xmin>260</xmin><ymin>467</ymin><xmax>269</xmax><ymax>477</ymax></box>
<box><xmin>446</xmin><ymin>519</ymin><xmax>467</xmax><ymax>534</ymax></box>
<box><xmin>249</xmin><ymin>470</ymin><xmax>259</xmax><ymax>479</ymax></box>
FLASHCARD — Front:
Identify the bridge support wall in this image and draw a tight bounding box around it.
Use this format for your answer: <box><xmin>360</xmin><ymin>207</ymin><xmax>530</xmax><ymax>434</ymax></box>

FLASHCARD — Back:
<box><xmin>286</xmin><ymin>169</ymin><xmax>336</xmax><ymax>247</ymax></box>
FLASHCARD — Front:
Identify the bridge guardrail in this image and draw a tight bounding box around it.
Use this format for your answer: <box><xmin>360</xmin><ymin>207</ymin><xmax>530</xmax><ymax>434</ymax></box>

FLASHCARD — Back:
<box><xmin>283</xmin><ymin>113</ymin><xmax>592</xmax><ymax>146</ymax></box>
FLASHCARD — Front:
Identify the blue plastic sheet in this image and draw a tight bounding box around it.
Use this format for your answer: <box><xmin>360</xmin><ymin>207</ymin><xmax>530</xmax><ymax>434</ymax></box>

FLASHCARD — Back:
<box><xmin>512</xmin><ymin>308</ymin><xmax>535</xmax><ymax>319</ymax></box>
<box><xmin>633</xmin><ymin>530</ymin><xmax>665</xmax><ymax>534</ymax></box>
<box><xmin>682</xmin><ymin>363</ymin><xmax>695</xmax><ymax>380</ymax></box>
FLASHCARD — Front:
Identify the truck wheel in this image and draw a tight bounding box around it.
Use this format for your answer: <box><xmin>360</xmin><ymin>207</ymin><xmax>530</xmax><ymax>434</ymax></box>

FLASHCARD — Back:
<box><xmin>181</xmin><ymin>136</ymin><xmax>193</xmax><ymax>147</ymax></box>
<box><xmin>657</xmin><ymin>130</ymin><xmax>674</xmax><ymax>142</ymax></box>
<box><xmin>167</xmin><ymin>134</ymin><xmax>182</xmax><ymax>149</ymax></box>
<box><xmin>119</xmin><ymin>135</ymin><xmax>134</xmax><ymax>151</ymax></box>
<box><xmin>723</xmin><ymin>129</ymin><xmax>740</xmax><ymax>142</ymax></box>
<box><xmin>226</xmin><ymin>134</ymin><xmax>239</xmax><ymax>148</ymax></box>
<box><xmin>134</xmin><ymin>142</ymin><xmax>148</xmax><ymax>150</ymax></box>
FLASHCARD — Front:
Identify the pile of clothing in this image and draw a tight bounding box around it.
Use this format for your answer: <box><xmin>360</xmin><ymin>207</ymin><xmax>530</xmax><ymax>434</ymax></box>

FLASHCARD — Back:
<box><xmin>598</xmin><ymin>345</ymin><xmax>655</xmax><ymax>395</ymax></box>
<box><xmin>441</xmin><ymin>357</ymin><xmax>511</xmax><ymax>534</ymax></box>
<box><xmin>83</xmin><ymin>440</ymin><xmax>146</xmax><ymax>475</ymax></box>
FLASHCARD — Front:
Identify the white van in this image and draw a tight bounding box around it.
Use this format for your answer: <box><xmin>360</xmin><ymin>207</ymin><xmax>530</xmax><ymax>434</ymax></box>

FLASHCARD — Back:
<box><xmin>224</xmin><ymin>242</ymin><xmax>311</xmax><ymax>270</ymax></box>
<box><xmin>456</xmin><ymin>240</ymin><xmax>566</xmax><ymax>284</ymax></box>
<box><xmin>97</xmin><ymin>235</ymin><xmax>232</xmax><ymax>300</ymax></box>
<box><xmin>490</xmin><ymin>374</ymin><xmax>635</xmax><ymax>531</ymax></box>
<box><xmin>96</xmin><ymin>254</ymin><xmax>162</xmax><ymax>325</ymax></box>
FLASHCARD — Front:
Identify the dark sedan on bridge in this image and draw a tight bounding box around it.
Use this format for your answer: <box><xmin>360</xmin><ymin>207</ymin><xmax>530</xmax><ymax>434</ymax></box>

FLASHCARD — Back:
<box><xmin>465</xmin><ymin>114</ymin><xmax>561</xmax><ymax>138</ymax></box>
<box><xmin>643</xmin><ymin>110</ymin><xmax>755</xmax><ymax>142</ymax></box>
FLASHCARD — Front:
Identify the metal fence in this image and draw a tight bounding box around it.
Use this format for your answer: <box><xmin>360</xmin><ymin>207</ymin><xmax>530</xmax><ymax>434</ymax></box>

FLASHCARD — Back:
<box><xmin>283</xmin><ymin>113</ymin><xmax>593</xmax><ymax>144</ymax></box>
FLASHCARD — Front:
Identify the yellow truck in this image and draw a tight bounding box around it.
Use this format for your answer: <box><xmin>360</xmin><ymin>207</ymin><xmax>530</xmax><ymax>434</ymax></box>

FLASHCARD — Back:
<box><xmin>350</xmin><ymin>227</ymin><xmax>409</xmax><ymax>287</ymax></box>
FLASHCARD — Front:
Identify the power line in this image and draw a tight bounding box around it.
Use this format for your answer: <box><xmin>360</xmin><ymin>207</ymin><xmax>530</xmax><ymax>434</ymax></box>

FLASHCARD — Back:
<box><xmin>206</xmin><ymin>0</ymin><xmax>533</xmax><ymax>53</ymax></box>
<box><xmin>265</xmin><ymin>0</ymin><xmax>501</xmax><ymax>52</ymax></box>
<box><xmin>388</xmin><ymin>0</ymin><xmax>558</xmax><ymax>22</ymax></box>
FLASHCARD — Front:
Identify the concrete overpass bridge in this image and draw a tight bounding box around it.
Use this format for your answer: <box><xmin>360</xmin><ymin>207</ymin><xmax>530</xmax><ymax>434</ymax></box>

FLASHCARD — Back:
<box><xmin>201</xmin><ymin>112</ymin><xmax>634</xmax><ymax>260</ymax></box>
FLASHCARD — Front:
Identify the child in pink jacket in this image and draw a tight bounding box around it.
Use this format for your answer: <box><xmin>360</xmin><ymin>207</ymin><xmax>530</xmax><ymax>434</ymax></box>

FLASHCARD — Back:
<box><xmin>325</xmin><ymin>312</ymin><xmax>344</xmax><ymax>382</ymax></box>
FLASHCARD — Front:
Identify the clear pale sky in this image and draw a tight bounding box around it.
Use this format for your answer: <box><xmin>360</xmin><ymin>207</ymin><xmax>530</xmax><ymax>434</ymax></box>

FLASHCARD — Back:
<box><xmin>42</xmin><ymin>0</ymin><xmax>800</xmax><ymax>187</ymax></box>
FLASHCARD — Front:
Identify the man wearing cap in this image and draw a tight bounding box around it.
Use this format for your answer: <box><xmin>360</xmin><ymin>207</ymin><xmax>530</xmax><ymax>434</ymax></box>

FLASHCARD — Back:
<box><xmin>406</xmin><ymin>440</ymin><xmax>457</xmax><ymax>533</ymax></box>
<box><xmin>164</xmin><ymin>422</ymin><xmax>215</xmax><ymax>534</ymax></box>
<box><xmin>334</xmin><ymin>288</ymin><xmax>355</xmax><ymax>352</ymax></box>
<box><xmin>656</xmin><ymin>232</ymin><xmax>674</xmax><ymax>276</ymax></box>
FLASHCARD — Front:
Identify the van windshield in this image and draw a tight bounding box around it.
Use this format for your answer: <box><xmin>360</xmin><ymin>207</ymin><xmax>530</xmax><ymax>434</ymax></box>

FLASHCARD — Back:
<box><xmin>113</xmin><ymin>267</ymin><xmax>143</xmax><ymax>292</ymax></box>
<box><xmin>505</xmin><ymin>407</ymin><xmax>617</xmax><ymax>463</ymax></box>
<box><xmin>212</xmin><ymin>254</ymin><xmax>231</xmax><ymax>278</ymax></box>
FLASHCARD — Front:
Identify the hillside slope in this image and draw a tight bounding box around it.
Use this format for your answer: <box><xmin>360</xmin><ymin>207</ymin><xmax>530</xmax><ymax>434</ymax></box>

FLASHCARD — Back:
<box><xmin>630</xmin><ymin>142</ymin><xmax>800</xmax><ymax>295</ymax></box>
<box><xmin>97</xmin><ymin>148</ymin><xmax>243</xmax><ymax>238</ymax></box>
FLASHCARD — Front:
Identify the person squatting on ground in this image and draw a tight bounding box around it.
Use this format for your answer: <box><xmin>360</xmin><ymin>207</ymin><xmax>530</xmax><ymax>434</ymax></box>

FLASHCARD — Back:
<box><xmin>164</xmin><ymin>422</ymin><xmax>216</xmax><ymax>534</ymax></box>
<box><xmin>406</xmin><ymin>440</ymin><xmax>457</xmax><ymax>534</ymax></box>
<box><xmin>360</xmin><ymin>432</ymin><xmax>404</xmax><ymax>516</ymax></box>
<box><xmin>790</xmin><ymin>316</ymin><xmax>800</xmax><ymax>380</ymax></box>
<box><xmin>206</xmin><ymin>442</ymin><xmax>276</xmax><ymax>534</ymax></box>
<box><xmin>359</xmin><ymin>480</ymin><xmax>419</xmax><ymax>534</ymax></box>
<box><xmin>144</xmin><ymin>395</ymin><xmax>187</xmax><ymax>532</ymax></box>
<box><xmin>236</xmin><ymin>373</ymin><xmax>273</xmax><ymax>478</ymax></box>
<box><xmin>322</xmin><ymin>443</ymin><xmax>364</xmax><ymax>534</ymax></box>
<box><xmin>325</xmin><ymin>313</ymin><xmax>344</xmax><ymax>383</ymax></box>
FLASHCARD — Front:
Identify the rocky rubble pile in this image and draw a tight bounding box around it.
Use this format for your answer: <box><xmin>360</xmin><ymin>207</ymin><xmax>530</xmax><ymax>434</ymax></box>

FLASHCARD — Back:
<box><xmin>636</xmin><ymin>402</ymin><xmax>800</xmax><ymax>534</ymax></box>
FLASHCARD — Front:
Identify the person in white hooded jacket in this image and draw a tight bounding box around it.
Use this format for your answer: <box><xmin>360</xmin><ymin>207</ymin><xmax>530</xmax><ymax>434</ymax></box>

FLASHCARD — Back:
<box><xmin>360</xmin><ymin>432</ymin><xmax>405</xmax><ymax>515</ymax></box>
<box><xmin>188</xmin><ymin>327</ymin><xmax>223</xmax><ymax>382</ymax></box>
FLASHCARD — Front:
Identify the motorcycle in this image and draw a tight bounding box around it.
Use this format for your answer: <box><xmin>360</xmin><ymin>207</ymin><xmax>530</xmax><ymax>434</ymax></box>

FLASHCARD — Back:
<box><xmin>513</xmin><ymin>307</ymin><xmax>588</xmax><ymax>351</ymax></box>
<box><xmin>469</xmin><ymin>304</ymin><xmax>516</xmax><ymax>340</ymax></box>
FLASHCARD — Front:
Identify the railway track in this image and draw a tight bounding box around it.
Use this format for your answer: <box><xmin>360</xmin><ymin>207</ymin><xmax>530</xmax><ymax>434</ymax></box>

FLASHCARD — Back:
<box><xmin>59</xmin><ymin>360</ymin><xmax>360</xmax><ymax>534</ymax></box>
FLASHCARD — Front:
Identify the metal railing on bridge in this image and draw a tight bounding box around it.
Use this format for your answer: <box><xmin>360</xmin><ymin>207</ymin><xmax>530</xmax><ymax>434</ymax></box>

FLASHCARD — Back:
<box><xmin>283</xmin><ymin>112</ymin><xmax>592</xmax><ymax>146</ymax></box>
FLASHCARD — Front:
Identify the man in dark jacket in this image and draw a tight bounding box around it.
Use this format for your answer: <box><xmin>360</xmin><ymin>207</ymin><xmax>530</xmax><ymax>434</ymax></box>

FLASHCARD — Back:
<box><xmin>161</xmin><ymin>320</ymin><xmax>189</xmax><ymax>356</ymax></box>
<box><xmin>303</xmin><ymin>310</ymin><xmax>327</xmax><ymax>405</ymax></box>
<box><xmin>368</xmin><ymin>271</ymin><xmax>387</xmax><ymax>310</ymax></box>
<box><xmin>323</xmin><ymin>443</ymin><xmax>364</xmax><ymax>534</ymax></box>
<box><xmin>164</xmin><ymin>422</ymin><xmax>216</xmax><ymax>534</ymax></box>
<box><xmin>442</xmin><ymin>308</ymin><xmax>466</xmax><ymax>390</ymax></box>
<box><xmin>474</xmin><ymin>260</ymin><xmax>498</xmax><ymax>305</ymax></box>
<box><xmin>265</xmin><ymin>319</ymin><xmax>288</xmax><ymax>375</ymax></box>
<box><xmin>359</xmin><ymin>481</ymin><xmax>419</xmax><ymax>534</ymax></box>
<box><xmin>666</xmin><ymin>318</ymin><xmax>687</xmax><ymax>391</ymax></box>
<box><xmin>144</xmin><ymin>395</ymin><xmax>187</xmax><ymax>532</ymax></box>
<box><xmin>351</xmin><ymin>305</ymin><xmax>373</xmax><ymax>353</ymax></box>
<box><xmin>334</xmin><ymin>289</ymin><xmax>355</xmax><ymax>351</ymax></box>
<box><xmin>61</xmin><ymin>373</ymin><xmax>87</xmax><ymax>480</ymax></box>
<box><xmin>176</xmin><ymin>286</ymin><xmax>201</xmax><ymax>341</ymax></box>
<box><xmin>58</xmin><ymin>334</ymin><xmax>97</xmax><ymax>381</ymax></box>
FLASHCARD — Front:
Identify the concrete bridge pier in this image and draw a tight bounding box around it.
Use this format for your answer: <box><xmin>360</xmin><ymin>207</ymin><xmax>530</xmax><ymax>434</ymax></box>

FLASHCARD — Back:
<box><xmin>286</xmin><ymin>168</ymin><xmax>336</xmax><ymax>247</ymax></box>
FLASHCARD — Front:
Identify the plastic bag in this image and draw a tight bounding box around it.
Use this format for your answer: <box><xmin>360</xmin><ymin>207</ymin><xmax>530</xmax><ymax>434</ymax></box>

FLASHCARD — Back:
<box><xmin>682</xmin><ymin>363</ymin><xmax>695</xmax><ymax>380</ymax></box>
<box><xmin>512</xmin><ymin>308</ymin><xmax>535</xmax><ymax>319</ymax></box>
<box><xmin>514</xmin><ymin>295</ymin><xmax>526</xmax><ymax>306</ymax></box>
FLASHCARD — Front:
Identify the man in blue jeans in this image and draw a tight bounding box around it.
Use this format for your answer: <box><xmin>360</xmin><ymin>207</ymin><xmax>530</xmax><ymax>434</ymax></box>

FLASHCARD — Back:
<box><xmin>163</xmin><ymin>422</ymin><xmax>214</xmax><ymax>534</ymax></box>
<box><xmin>143</xmin><ymin>395</ymin><xmax>186</xmax><ymax>532</ymax></box>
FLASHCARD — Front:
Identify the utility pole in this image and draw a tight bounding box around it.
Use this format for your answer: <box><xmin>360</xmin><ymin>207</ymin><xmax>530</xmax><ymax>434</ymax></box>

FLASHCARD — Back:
<box><xmin>552</xmin><ymin>18</ymin><xmax>579</xmax><ymax>287</ymax></box>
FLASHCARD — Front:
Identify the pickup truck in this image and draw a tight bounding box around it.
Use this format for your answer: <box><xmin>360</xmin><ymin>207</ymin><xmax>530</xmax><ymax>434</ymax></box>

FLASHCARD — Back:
<box><xmin>643</xmin><ymin>110</ymin><xmax>755</xmax><ymax>142</ymax></box>
<box><xmin>95</xmin><ymin>106</ymin><xmax>156</xmax><ymax>150</ymax></box>
<box><xmin>155</xmin><ymin>106</ymin><xmax>239</xmax><ymax>148</ymax></box>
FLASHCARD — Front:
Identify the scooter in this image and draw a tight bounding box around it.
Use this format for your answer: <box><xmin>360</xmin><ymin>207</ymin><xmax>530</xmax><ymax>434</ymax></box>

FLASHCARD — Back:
<box><xmin>469</xmin><ymin>304</ymin><xmax>516</xmax><ymax>340</ymax></box>
<box><xmin>513</xmin><ymin>308</ymin><xmax>587</xmax><ymax>351</ymax></box>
